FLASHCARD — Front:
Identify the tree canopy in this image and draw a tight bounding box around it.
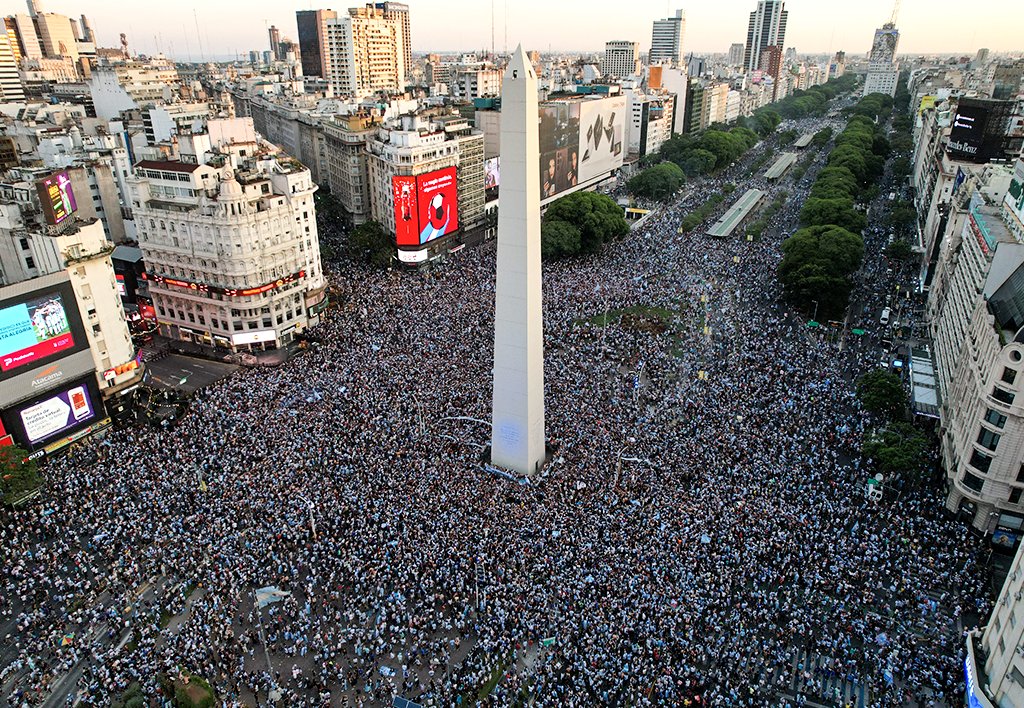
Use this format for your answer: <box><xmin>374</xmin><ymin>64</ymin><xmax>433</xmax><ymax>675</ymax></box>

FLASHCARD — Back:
<box><xmin>627</xmin><ymin>162</ymin><xmax>685</xmax><ymax>202</ymax></box>
<box><xmin>779</xmin><ymin>225</ymin><xmax>864</xmax><ymax>317</ymax></box>
<box><xmin>0</xmin><ymin>445</ymin><xmax>41</xmax><ymax>506</ymax></box>
<box><xmin>347</xmin><ymin>221</ymin><xmax>395</xmax><ymax>268</ymax></box>
<box><xmin>541</xmin><ymin>192</ymin><xmax>629</xmax><ymax>260</ymax></box>
<box><xmin>857</xmin><ymin>368</ymin><xmax>908</xmax><ymax>418</ymax></box>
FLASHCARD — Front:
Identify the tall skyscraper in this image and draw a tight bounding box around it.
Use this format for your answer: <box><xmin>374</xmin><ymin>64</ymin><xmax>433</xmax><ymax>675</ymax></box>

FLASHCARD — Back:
<box><xmin>727</xmin><ymin>42</ymin><xmax>745</xmax><ymax>67</ymax></box>
<box><xmin>322</xmin><ymin>5</ymin><xmax>405</xmax><ymax>97</ymax></box>
<box><xmin>78</xmin><ymin>14</ymin><xmax>93</xmax><ymax>43</ymax></box>
<box><xmin>268</xmin><ymin>25</ymin><xmax>281</xmax><ymax>61</ymax></box>
<box><xmin>602</xmin><ymin>40</ymin><xmax>639</xmax><ymax>79</ymax></box>
<box><xmin>743</xmin><ymin>0</ymin><xmax>787</xmax><ymax>75</ymax></box>
<box><xmin>373</xmin><ymin>3</ymin><xmax>411</xmax><ymax>78</ymax></box>
<box><xmin>6</xmin><ymin>14</ymin><xmax>41</xmax><ymax>60</ymax></box>
<box><xmin>35</xmin><ymin>12</ymin><xmax>78</xmax><ymax>62</ymax></box>
<box><xmin>862</xmin><ymin>22</ymin><xmax>900</xmax><ymax>97</ymax></box>
<box><xmin>295</xmin><ymin>9</ymin><xmax>338</xmax><ymax>78</ymax></box>
<box><xmin>0</xmin><ymin>31</ymin><xmax>24</xmax><ymax>102</ymax></box>
<box><xmin>650</xmin><ymin>9</ymin><xmax>684</xmax><ymax>65</ymax></box>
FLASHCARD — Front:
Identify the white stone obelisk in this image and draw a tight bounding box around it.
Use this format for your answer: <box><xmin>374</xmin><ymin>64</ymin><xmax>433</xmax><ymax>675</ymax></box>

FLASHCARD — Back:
<box><xmin>491</xmin><ymin>45</ymin><xmax>546</xmax><ymax>476</ymax></box>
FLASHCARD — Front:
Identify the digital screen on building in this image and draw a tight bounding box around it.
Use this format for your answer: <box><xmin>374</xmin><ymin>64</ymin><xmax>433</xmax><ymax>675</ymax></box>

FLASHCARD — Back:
<box><xmin>539</xmin><ymin>101</ymin><xmax>580</xmax><ymax>200</ymax></box>
<box><xmin>484</xmin><ymin>157</ymin><xmax>500</xmax><ymax>191</ymax></box>
<box><xmin>578</xmin><ymin>96</ymin><xmax>625</xmax><ymax>184</ymax></box>
<box><xmin>538</xmin><ymin>95</ymin><xmax>626</xmax><ymax>202</ymax></box>
<box><xmin>35</xmin><ymin>170</ymin><xmax>78</xmax><ymax>227</ymax></box>
<box><xmin>0</xmin><ymin>290</ymin><xmax>82</xmax><ymax>374</ymax></box>
<box><xmin>392</xmin><ymin>175</ymin><xmax>419</xmax><ymax>246</ymax></box>
<box><xmin>416</xmin><ymin>167</ymin><xmax>459</xmax><ymax>244</ymax></box>
<box><xmin>8</xmin><ymin>377</ymin><xmax>98</xmax><ymax>447</ymax></box>
<box><xmin>948</xmin><ymin>101</ymin><xmax>990</xmax><ymax>162</ymax></box>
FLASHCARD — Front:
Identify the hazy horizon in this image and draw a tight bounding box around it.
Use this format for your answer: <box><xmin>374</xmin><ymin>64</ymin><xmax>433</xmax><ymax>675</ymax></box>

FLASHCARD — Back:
<box><xmin>28</xmin><ymin>0</ymin><xmax>1024</xmax><ymax>61</ymax></box>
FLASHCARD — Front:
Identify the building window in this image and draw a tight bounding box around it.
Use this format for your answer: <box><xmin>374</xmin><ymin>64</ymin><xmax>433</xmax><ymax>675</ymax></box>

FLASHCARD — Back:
<box><xmin>18</xmin><ymin>238</ymin><xmax>28</xmax><ymax>250</ymax></box>
<box><xmin>985</xmin><ymin>409</ymin><xmax>1008</xmax><ymax>428</ymax></box>
<box><xmin>25</xmin><ymin>256</ymin><xmax>35</xmax><ymax>269</ymax></box>
<box><xmin>1003</xmin><ymin>367</ymin><xmax>1018</xmax><ymax>385</ymax></box>
<box><xmin>969</xmin><ymin>450</ymin><xmax>993</xmax><ymax>474</ymax></box>
<box><xmin>233</xmin><ymin>321</ymin><xmax>242</xmax><ymax>331</ymax></box>
<box><xmin>1011</xmin><ymin>488</ymin><xmax>1023</xmax><ymax>505</ymax></box>
<box><xmin>962</xmin><ymin>471</ymin><xmax>985</xmax><ymax>493</ymax></box>
<box><xmin>978</xmin><ymin>428</ymin><xmax>1001</xmax><ymax>451</ymax></box>
<box><xmin>993</xmin><ymin>387</ymin><xmax>1016</xmax><ymax>405</ymax></box>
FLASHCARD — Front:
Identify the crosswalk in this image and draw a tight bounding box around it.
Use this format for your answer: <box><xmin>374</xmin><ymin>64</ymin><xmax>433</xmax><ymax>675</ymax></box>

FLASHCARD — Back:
<box><xmin>773</xmin><ymin>647</ymin><xmax>874</xmax><ymax>708</ymax></box>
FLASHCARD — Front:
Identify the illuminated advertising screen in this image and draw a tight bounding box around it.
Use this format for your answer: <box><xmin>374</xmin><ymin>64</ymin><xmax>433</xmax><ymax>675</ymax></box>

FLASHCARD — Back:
<box><xmin>416</xmin><ymin>167</ymin><xmax>459</xmax><ymax>244</ymax></box>
<box><xmin>948</xmin><ymin>101</ymin><xmax>990</xmax><ymax>162</ymax></box>
<box><xmin>35</xmin><ymin>171</ymin><xmax>78</xmax><ymax>227</ymax></box>
<box><xmin>578</xmin><ymin>96</ymin><xmax>626</xmax><ymax>184</ymax></box>
<box><xmin>0</xmin><ymin>291</ymin><xmax>78</xmax><ymax>373</ymax></box>
<box><xmin>8</xmin><ymin>377</ymin><xmax>98</xmax><ymax>447</ymax></box>
<box><xmin>539</xmin><ymin>101</ymin><xmax>580</xmax><ymax>200</ymax></box>
<box><xmin>392</xmin><ymin>175</ymin><xmax>419</xmax><ymax>246</ymax></box>
<box><xmin>485</xmin><ymin>157</ymin><xmax>500</xmax><ymax>191</ymax></box>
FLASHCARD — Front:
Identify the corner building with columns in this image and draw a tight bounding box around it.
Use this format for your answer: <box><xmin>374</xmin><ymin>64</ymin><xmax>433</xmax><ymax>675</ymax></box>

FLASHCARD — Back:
<box><xmin>129</xmin><ymin>118</ymin><xmax>327</xmax><ymax>352</ymax></box>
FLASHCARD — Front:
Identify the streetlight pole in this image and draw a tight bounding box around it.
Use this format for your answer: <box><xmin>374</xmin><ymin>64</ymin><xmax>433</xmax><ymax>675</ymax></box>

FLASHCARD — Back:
<box><xmin>811</xmin><ymin>300</ymin><xmax>819</xmax><ymax>323</ymax></box>
<box><xmin>595</xmin><ymin>286</ymin><xmax>609</xmax><ymax>398</ymax></box>
<box><xmin>296</xmin><ymin>494</ymin><xmax>316</xmax><ymax>540</ymax></box>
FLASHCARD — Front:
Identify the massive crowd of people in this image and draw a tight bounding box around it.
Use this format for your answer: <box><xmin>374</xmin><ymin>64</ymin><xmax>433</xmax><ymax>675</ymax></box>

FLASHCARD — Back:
<box><xmin>0</xmin><ymin>115</ymin><xmax>992</xmax><ymax>708</ymax></box>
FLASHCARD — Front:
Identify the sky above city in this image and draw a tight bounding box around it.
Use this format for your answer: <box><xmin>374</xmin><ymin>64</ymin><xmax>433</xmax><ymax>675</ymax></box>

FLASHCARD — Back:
<box><xmin>31</xmin><ymin>0</ymin><xmax>1023</xmax><ymax>60</ymax></box>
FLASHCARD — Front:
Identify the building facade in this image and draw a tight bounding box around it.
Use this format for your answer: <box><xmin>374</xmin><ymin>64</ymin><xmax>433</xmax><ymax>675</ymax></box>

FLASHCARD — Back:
<box><xmin>863</xmin><ymin>23</ymin><xmax>900</xmax><ymax>98</ymax></box>
<box><xmin>323</xmin><ymin>5</ymin><xmax>405</xmax><ymax>98</ymax></box>
<box><xmin>129</xmin><ymin>120</ymin><xmax>327</xmax><ymax>351</ymax></box>
<box><xmin>743</xmin><ymin>0</ymin><xmax>787</xmax><ymax>75</ymax></box>
<box><xmin>650</xmin><ymin>10</ymin><xmax>684</xmax><ymax>66</ymax></box>
<box><xmin>295</xmin><ymin>9</ymin><xmax>338</xmax><ymax>79</ymax></box>
<box><xmin>601</xmin><ymin>41</ymin><xmax>639</xmax><ymax>80</ymax></box>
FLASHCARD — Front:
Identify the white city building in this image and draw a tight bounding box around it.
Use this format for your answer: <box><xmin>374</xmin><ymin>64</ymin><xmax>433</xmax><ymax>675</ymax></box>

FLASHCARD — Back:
<box><xmin>863</xmin><ymin>23</ymin><xmax>900</xmax><ymax>98</ymax></box>
<box><xmin>929</xmin><ymin>160</ymin><xmax>1024</xmax><ymax>535</ymax></box>
<box><xmin>323</xmin><ymin>5</ymin><xmax>405</xmax><ymax>98</ymax></box>
<box><xmin>650</xmin><ymin>10</ymin><xmax>684</xmax><ymax>66</ymax></box>
<box><xmin>129</xmin><ymin>119</ymin><xmax>327</xmax><ymax>352</ymax></box>
<box><xmin>602</xmin><ymin>41</ymin><xmax>640</xmax><ymax>80</ymax></box>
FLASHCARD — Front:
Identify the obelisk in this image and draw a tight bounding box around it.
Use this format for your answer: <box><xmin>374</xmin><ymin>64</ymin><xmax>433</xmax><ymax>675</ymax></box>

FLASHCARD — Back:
<box><xmin>491</xmin><ymin>45</ymin><xmax>546</xmax><ymax>476</ymax></box>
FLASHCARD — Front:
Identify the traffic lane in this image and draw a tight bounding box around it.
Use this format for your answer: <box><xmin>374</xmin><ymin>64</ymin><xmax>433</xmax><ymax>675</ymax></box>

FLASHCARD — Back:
<box><xmin>144</xmin><ymin>355</ymin><xmax>238</xmax><ymax>394</ymax></box>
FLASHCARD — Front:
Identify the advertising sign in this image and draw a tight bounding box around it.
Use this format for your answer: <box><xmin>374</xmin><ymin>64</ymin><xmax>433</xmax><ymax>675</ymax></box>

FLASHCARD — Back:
<box><xmin>1005</xmin><ymin>158</ymin><xmax>1024</xmax><ymax>224</ymax></box>
<box><xmin>392</xmin><ymin>175</ymin><xmax>419</xmax><ymax>246</ymax></box>
<box><xmin>19</xmin><ymin>383</ymin><xmax>96</xmax><ymax>444</ymax></box>
<box><xmin>35</xmin><ymin>171</ymin><xmax>78</xmax><ymax>227</ymax></box>
<box><xmin>416</xmin><ymin>167</ymin><xmax>459</xmax><ymax>244</ymax></box>
<box><xmin>578</xmin><ymin>96</ymin><xmax>626</xmax><ymax>184</ymax></box>
<box><xmin>948</xmin><ymin>101</ymin><xmax>989</xmax><ymax>162</ymax></box>
<box><xmin>484</xmin><ymin>157</ymin><xmax>500</xmax><ymax>191</ymax></box>
<box><xmin>231</xmin><ymin>330</ymin><xmax>277</xmax><ymax>346</ymax></box>
<box><xmin>0</xmin><ymin>292</ymin><xmax>77</xmax><ymax>373</ymax></box>
<box><xmin>540</xmin><ymin>100</ymin><xmax>580</xmax><ymax>200</ymax></box>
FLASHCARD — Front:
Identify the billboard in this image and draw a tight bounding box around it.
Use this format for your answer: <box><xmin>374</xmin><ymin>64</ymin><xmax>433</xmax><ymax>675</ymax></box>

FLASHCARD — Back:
<box><xmin>539</xmin><ymin>101</ymin><xmax>580</xmax><ymax>199</ymax></box>
<box><xmin>6</xmin><ymin>377</ymin><xmax>99</xmax><ymax>447</ymax></box>
<box><xmin>417</xmin><ymin>167</ymin><xmax>459</xmax><ymax>244</ymax></box>
<box><xmin>578</xmin><ymin>96</ymin><xmax>625</xmax><ymax>184</ymax></box>
<box><xmin>0</xmin><ymin>289</ymin><xmax>84</xmax><ymax>374</ymax></box>
<box><xmin>393</xmin><ymin>168</ymin><xmax>460</xmax><ymax>247</ymax></box>
<box><xmin>948</xmin><ymin>101</ymin><xmax>990</xmax><ymax>162</ymax></box>
<box><xmin>35</xmin><ymin>171</ymin><xmax>78</xmax><ymax>227</ymax></box>
<box><xmin>485</xmin><ymin>157</ymin><xmax>500</xmax><ymax>191</ymax></box>
<box><xmin>392</xmin><ymin>175</ymin><xmax>419</xmax><ymax>246</ymax></box>
<box><xmin>1006</xmin><ymin>158</ymin><xmax>1024</xmax><ymax>225</ymax></box>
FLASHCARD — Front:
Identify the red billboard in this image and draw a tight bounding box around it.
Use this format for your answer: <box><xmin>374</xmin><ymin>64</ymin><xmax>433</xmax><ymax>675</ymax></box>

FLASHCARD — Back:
<box><xmin>416</xmin><ymin>167</ymin><xmax>458</xmax><ymax>244</ymax></box>
<box><xmin>392</xmin><ymin>169</ymin><xmax>460</xmax><ymax>247</ymax></box>
<box><xmin>392</xmin><ymin>175</ymin><xmax>419</xmax><ymax>246</ymax></box>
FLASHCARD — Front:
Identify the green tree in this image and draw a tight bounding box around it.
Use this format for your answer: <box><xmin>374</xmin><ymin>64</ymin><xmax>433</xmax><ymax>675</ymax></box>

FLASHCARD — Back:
<box><xmin>0</xmin><ymin>445</ymin><xmax>41</xmax><ymax>506</ymax></box>
<box><xmin>811</xmin><ymin>126</ymin><xmax>834</xmax><ymax>148</ymax></box>
<box><xmin>627</xmin><ymin>162</ymin><xmax>685</xmax><ymax>201</ymax></box>
<box><xmin>540</xmin><ymin>220</ymin><xmax>581</xmax><ymax>260</ymax></box>
<box><xmin>543</xmin><ymin>192</ymin><xmax>629</xmax><ymax>254</ymax></box>
<box><xmin>678</xmin><ymin>149</ymin><xmax>717</xmax><ymax>177</ymax></box>
<box><xmin>863</xmin><ymin>422</ymin><xmax>929</xmax><ymax>483</ymax></box>
<box><xmin>800</xmin><ymin>197</ymin><xmax>867</xmax><ymax>233</ymax></box>
<box><xmin>779</xmin><ymin>225</ymin><xmax>864</xmax><ymax>317</ymax></box>
<box><xmin>346</xmin><ymin>221</ymin><xmax>394</xmax><ymax>268</ymax></box>
<box><xmin>885</xmin><ymin>239</ymin><xmax>913</xmax><ymax>261</ymax></box>
<box><xmin>857</xmin><ymin>368</ymin><xmax>908</xmax><ymax>418</ymax></box>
